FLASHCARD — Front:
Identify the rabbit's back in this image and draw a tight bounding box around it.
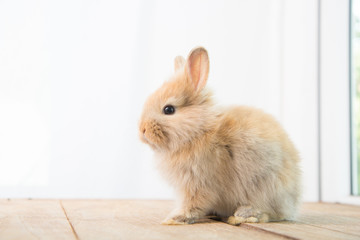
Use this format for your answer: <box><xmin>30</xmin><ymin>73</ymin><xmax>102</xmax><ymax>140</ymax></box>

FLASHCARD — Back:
<box><xmin>156</xmin><ymin>105</ymin><xmax>301</xmax><ymax>220</ymax></box>
<box><xmin>212</xmin><ymin>105</ymin><xmax>301</xmax><ymax>220</ymax></box>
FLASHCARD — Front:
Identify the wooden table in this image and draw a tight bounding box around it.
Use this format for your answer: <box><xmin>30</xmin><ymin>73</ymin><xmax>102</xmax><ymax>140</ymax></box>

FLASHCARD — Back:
<box><xmin>0</xmin><ymin>200</ymin><xmax>359</xmax><ymax>239</ymax></box>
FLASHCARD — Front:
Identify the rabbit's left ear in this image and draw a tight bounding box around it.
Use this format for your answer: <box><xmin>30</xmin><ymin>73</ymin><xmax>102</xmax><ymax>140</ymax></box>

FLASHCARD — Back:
<box><xmin>185</xmin><ymin>47</ymin><xmax>209</xmax><ymax>92</ymax></box>
<box><xmin>174</xmin><ymin>56</ymin><xmax>185</xmax><ymax>72</ymax></box>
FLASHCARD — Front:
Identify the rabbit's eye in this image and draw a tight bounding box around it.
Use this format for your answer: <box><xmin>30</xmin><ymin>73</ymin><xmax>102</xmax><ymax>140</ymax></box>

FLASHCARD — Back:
<box><xmin>163</xmin><ymin>105</ymin><xmax>175</xmax><ymax>115</ymax></box>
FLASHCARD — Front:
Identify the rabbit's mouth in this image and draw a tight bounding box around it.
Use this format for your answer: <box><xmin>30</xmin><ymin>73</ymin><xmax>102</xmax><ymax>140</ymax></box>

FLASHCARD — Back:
<box><xmin>140</xmin><ymin>129</ymin><xmax>151</xmax><ymax>144</ymax></box>
<box><xmin>140</xmin><ymin>128</ymin><xmax>163</xmax><ymax>150</ymax></box>
<box><xmin>141</xmin><ymin>132</ymin><xmax>150</xmax><ymax>145</ymax></box>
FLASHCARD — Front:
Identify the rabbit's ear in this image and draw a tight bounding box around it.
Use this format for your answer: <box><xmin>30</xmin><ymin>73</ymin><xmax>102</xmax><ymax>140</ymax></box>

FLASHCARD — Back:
<box><xmin>174</xmin><ymin>56</ymin><xmax>185</xmax><ymax>72</ymax></box>
<box><xmin>185</xmin><ymin>47</ymin><xmax>209</xmax><ymax>92</ymax></box>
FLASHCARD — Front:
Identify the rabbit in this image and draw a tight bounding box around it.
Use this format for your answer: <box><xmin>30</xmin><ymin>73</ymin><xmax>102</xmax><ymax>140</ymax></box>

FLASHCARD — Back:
<box><xmin>139</xmin><ymin>47</ymin><xmax>301</xmax><ymax>225</ymax></box>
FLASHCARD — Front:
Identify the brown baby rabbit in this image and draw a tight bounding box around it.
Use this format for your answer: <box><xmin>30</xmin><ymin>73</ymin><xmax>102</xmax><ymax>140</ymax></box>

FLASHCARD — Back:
<box><xmin>139</xmin><ymin>47</ymin><xmax>301</xmax><ymax>225</ymax></box>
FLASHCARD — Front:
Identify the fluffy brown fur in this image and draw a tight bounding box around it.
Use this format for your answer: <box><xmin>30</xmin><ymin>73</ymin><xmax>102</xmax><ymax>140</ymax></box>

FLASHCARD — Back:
<box><xmin>139</xmin><ymin>47</ymin><xmax>301</xmax><ymax>225</ymax></box>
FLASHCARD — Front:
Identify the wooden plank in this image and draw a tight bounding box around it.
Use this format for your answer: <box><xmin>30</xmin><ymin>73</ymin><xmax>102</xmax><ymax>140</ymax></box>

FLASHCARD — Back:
<box><xmin>1</xmin><ymin>200</ymin><xmax>359</xmax><ymax>240</ymax></box>
<box><xmin>61</xmin><ymin>200</ymin><xmax>287</xmax><ymax>240</ymax></box>
<box><xmin>300</xmin><ymin>202</ymin><xmax>360</xmax><ymax>217</ymax></box>
<box><xmin>244</xmin><ymin>221</ymin><xmax>359</xmax><ymax>240</ymax></box>
<box><xmin>0</xmin><ymin>199</ymin><xmax>76</xmax><ymax>240</ymax></box>
<box><xmin>298</xmin><ymin>203</ymin><xmax>360</xmax><ymax>236</ymax></box>
<box><xmin>243</xmin><ymin>203</ymin><xmax>360</xmax><ymax>240</ymax></box>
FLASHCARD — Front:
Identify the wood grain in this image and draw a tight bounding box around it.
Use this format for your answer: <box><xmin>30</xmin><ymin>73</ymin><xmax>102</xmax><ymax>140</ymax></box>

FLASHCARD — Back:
<box><xmin>0</xmin><ymin>199</ymin><xmax>76</xmax><ymax>240</ymax></box>
<box><xmin>298</xmin><ymin>202</ymin><xmax>360</xmax><ymax>235</ymax></box>
<box><xmin>243</xmin><ymin>202</ymin><xmax>360</xmax><ymax>240</ymax></box>
<box><xmin>60</xmin><ymin>200</ymin><xmax>287</xmax><ymax>240</ymax></box>
<box><xmin>1</xmin><ymin>200</ymin><xmax>360</xmax><ymax>240</ymax></box>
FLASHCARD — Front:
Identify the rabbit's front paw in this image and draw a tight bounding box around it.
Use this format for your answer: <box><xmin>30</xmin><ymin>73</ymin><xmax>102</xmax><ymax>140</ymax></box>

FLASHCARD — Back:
<box><xmin>161</xmin><ymin>214</ymin><xmax>195</xmax><ymax>225</ymax></box>
<box><xmin>227</xmin><ymin>215</ymin><xmax>259</xmax><ymax>225</ymax></box>
<box><xmin>227</xmin><ymin>206</ymin><xmax>269</xmax><ymax>225</ymax></box>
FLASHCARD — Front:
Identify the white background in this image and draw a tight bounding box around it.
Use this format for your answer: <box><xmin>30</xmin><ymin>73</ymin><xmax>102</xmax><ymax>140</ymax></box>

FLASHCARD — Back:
<box><xmin>0</xmin><ymin>0</ymin><xmax>321</xmax><ymax>201</ymax></box>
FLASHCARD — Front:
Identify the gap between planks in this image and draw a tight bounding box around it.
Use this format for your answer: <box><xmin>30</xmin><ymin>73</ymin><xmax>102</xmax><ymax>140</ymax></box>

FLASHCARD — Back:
<box><xmin>241</xmin><ymin>223</ymin><xmax>300</xmax><ymax>240</ymax></box>
<box><xmin>295</xmin><ymin>220</ymin><xmax>360</xmax><ymax>239</ymax></box>
<box><xmin>60</xmin><ymin>200</ymin><xmax>79</xmax><ymax>240</ymax></box>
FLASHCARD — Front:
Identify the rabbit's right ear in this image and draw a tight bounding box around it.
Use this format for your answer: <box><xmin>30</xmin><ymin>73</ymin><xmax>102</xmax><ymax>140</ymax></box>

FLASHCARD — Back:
<box><xmin>185</xmin><ymin>47</ymin><xmax>209</xmax><ymax>92</ymax></box>
<box><xmin>174</xmin><ymin>56</ymin><xmax>185</xmax><ymax>72</ymax></box>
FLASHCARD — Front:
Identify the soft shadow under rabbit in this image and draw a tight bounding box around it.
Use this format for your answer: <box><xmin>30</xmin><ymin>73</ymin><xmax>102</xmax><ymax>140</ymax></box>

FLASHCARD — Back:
<box><xmin>139</xmin><ymin>47</ymin><xmax>301</xmax><ymax>225</ymax></box>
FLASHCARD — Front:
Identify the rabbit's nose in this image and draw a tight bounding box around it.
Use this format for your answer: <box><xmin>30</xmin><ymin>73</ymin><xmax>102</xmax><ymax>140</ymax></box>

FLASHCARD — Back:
<box><xmin>140</xmin><ymin>125</ymin><xmax>146</xmax><ymax>134</ymax></box>
<box><xmin>139</xmin><ymin>121</ymin><xmax>144</xmax><ymax>132</ymax></box>
<box><xmin>140</xmin><ymin>125</ymin><xmax>146</xmax><ymax>136</ymax></box>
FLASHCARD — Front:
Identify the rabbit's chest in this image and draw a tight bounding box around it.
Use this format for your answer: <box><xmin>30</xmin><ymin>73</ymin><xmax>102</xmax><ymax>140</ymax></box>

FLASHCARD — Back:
<box><xmin>159</xmin><ymin>152</ymin><xmax>214</xmax><ymax>184</ymax></box>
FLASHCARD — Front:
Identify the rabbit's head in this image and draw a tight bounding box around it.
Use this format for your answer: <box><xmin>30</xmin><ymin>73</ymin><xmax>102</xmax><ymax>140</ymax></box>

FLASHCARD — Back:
<box><xmin>139</xmin><ymin>47</ymin><xmax>215</xmax><ymax>152</ymax></box>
